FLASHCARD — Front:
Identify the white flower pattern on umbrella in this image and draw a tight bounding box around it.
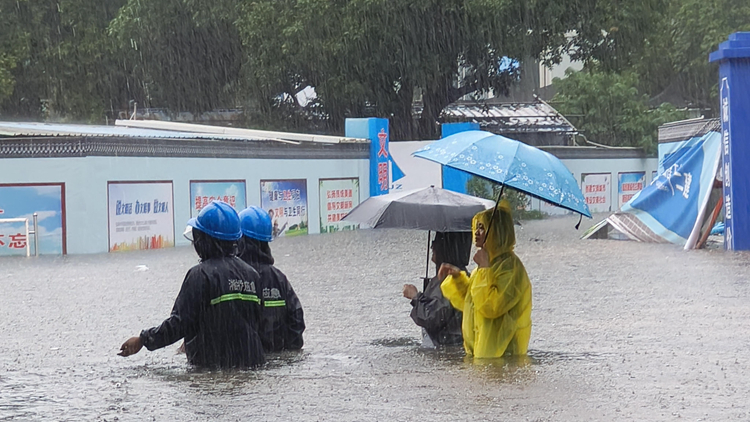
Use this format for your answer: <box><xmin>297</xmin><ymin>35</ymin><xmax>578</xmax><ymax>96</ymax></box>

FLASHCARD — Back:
<box><xmin>413</xmin><ymin>130</ymin><xmax>591</xmax><ymax>217</ymax></box>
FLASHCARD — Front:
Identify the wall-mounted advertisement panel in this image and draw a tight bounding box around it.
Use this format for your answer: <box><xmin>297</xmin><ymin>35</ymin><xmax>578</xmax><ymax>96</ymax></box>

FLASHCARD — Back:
<box><xmin>319</xmin><ymin>178</ymin><xmax>360</xmax><ymax>233</ymax></box>
<box><xmin>260</xmin><ymin>179</ymin><xmax>308</xmax><ymax>238</ymax></box>
<box><xmin>618</xmin><ymin>172</ymin><xmax>646</xmax><ymax>208</ymax></box>
<box><xmin>581</xmin><ymin>173</ymin><xmax>612</xmax><ymax>213</ymax></box>
<box><xmin>108</xmin><ymin>181</ymin><xmax>174</xmax><ymax>252</ymax></box>
<box><xmin>190</xmin><ymin>180</ymin><xmax>247</xmax><ymax>217</ymax></box>
<box><xmin>0</xmin><ymin>183</ymin><xmax>66</xmax><ymax>256</ymax></box>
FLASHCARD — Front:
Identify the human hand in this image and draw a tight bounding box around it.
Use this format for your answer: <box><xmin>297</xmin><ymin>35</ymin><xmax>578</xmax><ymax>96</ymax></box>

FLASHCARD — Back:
<box><xmin>402</xmin><ymin>284</ymin><xmax>419</xmax><ymax>300</ymax></box>
<box><xmin>438</xmin><ymin>263</ymin><xmax>460</xmax><ymax>281</ymax></box>
<box><xmin>118</xmin><ymin>336</ymin><xmax>143</xmax><ymax>357</ymax></box>
<box><xmin>473</xmin><ymin>249</ymin><xmax>490</xmax><ymax>268</ymax></box>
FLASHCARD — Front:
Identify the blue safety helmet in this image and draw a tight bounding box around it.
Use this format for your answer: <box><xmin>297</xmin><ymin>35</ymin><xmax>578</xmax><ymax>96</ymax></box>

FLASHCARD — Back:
<box><xmin>238</xmin><ymin>206</ymin><xmax>273</xmax><ymax>242</ymax></box>
<box><xmin>185</xmin><ymin>201</ymin><xmax>242</xmax><ymax>241</ymax></box>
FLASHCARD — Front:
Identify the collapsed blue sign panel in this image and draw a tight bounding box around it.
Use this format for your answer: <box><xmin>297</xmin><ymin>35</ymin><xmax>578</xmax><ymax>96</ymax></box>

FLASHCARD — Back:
<box><xmin>616</xmin><ymin>131</ymin><xmax>722</xmax><ymax>246</ymax></box>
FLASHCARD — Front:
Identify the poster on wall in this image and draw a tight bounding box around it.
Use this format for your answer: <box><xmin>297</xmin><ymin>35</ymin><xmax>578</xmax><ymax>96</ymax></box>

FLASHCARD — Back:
<box><xmin>260</xmin><ymin>179</ymin><xmax>308</xmax><ymax>238</ymax></box>
<box><xmin>581</xmin><ymin>173</ymin><xmax>611</xmax><ymax>213</ymax></box>
<box><xmin>0</xmin><ymin>183</ymin><xmax>66</xmax><ymax>256</ymax></box>
<box><xmin>190</xmin><ymin>180</ymin><xmax>247</xmax><ymax>217</ymax></box>
<box><xmin>618</xmin><ymin>172</ymin><xmax>646</xmax><ymax>208</ymax></box>
<box><xmin>319</xmin><ymin>178</ymin><xmax>360</xmax><ymax>233</ymax></box>
<box><xmin>108</xmin><ymin>181</ymin><xmax>174</xmax><ymax>252</ymax></box>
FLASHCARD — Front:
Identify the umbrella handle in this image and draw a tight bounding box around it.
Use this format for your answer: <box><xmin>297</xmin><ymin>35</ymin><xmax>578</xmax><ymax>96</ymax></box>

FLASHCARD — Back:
<box><xmin>482</xmin><ymin>186</ymin><xmax>505</xmax><ymax>248</ymax></box>
<box><xmin>424</xmin><ymin>230</ymin><xmax>431</xmax><ymax>281</ymax></box>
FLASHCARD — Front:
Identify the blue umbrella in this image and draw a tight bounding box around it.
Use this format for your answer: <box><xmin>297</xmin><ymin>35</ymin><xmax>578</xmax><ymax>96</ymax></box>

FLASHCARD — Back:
<box><xmin>413</xmin><ymin>130</ymin><xmax>591</xmax><ymax>218</ymax></box>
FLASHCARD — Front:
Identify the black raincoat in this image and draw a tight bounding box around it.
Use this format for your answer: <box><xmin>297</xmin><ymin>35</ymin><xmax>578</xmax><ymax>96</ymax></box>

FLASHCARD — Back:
<box><xmin>239</xmin><ymin>238</ymin><xmax>305</xmax><ymax>353</ymax></box>
<box><xmin>140</xmin><ymin>231</ymin><xmax>265</xmax><ymax>368</ymax></box>
<box><xmin>410</xmin><ymin>232</ymin><xmax>472</xmax><ymax>346</ymax></box>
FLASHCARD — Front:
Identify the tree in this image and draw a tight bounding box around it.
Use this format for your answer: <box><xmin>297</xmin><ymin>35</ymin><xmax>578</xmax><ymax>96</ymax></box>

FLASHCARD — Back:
<box><xmin>0</xmin><ymin>1</ymin><xmax>24</xmax><ymax>103</ymax></box>
<box><xmin>659</xmin><ymin>0</ymin><xmax>750</xmax><ymax>111</ymax></box>
<box><xmin>235</xmin><ymin>0</ymin><xmax>650</xmax><ymax>139</ymax></box>
<box><xmin>588</xmin><ymin>0</ymin><xmax>750</xmax><ymax>114</ymax></box>
<box><xmin>0</xmin><ymin>0</ymin><xmax>130</xmax><ymax>121</ymax></box>
<box><xmin>466</xmin><ymin>176</ymin><xmax>543</xmax><ymax>220</ymax></box>
<box><xmin>552</xmin><ymin>68</ymin><xmax>686</xmax><ymax>153</ymax></box>
<box><xmin>109</xmin><ymin>0</ymin><xmax>245</xmax><ymax>114</ymax></box>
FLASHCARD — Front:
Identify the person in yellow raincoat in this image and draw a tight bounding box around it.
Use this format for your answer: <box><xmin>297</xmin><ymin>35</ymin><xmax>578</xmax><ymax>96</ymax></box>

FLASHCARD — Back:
<box><xmin>439</xmin><ymin>199</ymin><xmax>532</xmax><ymax>358</ymax></box>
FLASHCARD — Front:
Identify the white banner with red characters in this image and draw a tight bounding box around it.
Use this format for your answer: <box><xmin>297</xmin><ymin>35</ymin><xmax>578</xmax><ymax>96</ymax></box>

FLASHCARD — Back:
<box><xmin>0</xmin><ymin>184</ymin><xmax>65</xmax><ymax>256</ymax></box>
<box><xmin>618</xmin><ymin>172</ymin><xmax>646</xmax><ymax>208</ymax></box>
<box><xmin>260</xmin><ymin>179</ymin><xmax>308</xmax><ymax>238</ymax></box>
<box><xmin>190</xmin><ymin>180</ymin><xmax>246</xmax><ymax>217</ymax></box>
<box><xmin>319</xmin><ymin>178</ymin><xmax>360</xmax><ymax>233</ymax></box>
<box><xmin>581</xmin><ymin>173</ymin><xmax>612</xmax><ymax>213</ymax></box>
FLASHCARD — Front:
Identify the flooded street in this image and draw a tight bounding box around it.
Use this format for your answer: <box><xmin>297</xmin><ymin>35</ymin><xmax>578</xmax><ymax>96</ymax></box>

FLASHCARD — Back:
<box><xmin>2</xmin><ymin>215</ymin><xmax>750</xmax><ymax>421</ymax></box>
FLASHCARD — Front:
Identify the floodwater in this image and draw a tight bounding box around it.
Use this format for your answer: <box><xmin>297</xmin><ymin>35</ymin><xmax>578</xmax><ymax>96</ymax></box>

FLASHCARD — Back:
<box><xmin>2</xmin><ymin>215</ymin><xmax>750</xmax><ymax>421</ymax></box>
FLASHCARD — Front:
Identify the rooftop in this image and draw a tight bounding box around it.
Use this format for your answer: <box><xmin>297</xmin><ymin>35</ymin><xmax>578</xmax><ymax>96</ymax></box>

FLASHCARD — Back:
<box><xmin>0</xmin><ymin>120</ymin><xmax>370</xmax><ymax>160</ymax></box>
<box><xmin>435</xmin><ymin>99</ymin><xmax>578</xmax><ymax>134</ymax></box>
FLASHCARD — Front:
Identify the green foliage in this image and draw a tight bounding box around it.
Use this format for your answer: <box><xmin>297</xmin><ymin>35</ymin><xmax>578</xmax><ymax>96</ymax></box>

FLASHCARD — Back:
<box><xmin>623</xmin><ymin>0</ymin><xmax>750</xmax><ymax>112</ymax></box>
<box><xmin>109</xmin><ymin>0</ymin><xmax>244</xmax><ymax>113</ymax></box>
<box><xmin>0</xmin><ymin>0</ymin><xmax>745</xmax><ymax>130</ymax></box>
<box><xmin>233</xmin><ymin>0</ymin><xmax>628</xmax><ymax>138</ymax></box>
<box><xmin>465</xmin><ymin>176</ymin><xmax>544</xmax><ymax>221</ymax></box>
<box><xmin>0</xmin><ymin>0</ymin><xmax>129</xmax><ymax>120</ymax></box>
<box><xmin>552</xmin><ymin>69</ymin><xmax>686</xmax><ymax>154</ymax></box>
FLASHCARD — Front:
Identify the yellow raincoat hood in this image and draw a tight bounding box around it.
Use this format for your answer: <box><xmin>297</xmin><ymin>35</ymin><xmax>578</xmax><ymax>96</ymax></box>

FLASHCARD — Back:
<box><xmin>441</xmin><ymin>199</ymin><xmax>532</xmax><ymax>358</ymax></box>
<box><xmin>473</xmin><ymin>199</ymin><xmax>516</xmax><ymax>261</ymax></box>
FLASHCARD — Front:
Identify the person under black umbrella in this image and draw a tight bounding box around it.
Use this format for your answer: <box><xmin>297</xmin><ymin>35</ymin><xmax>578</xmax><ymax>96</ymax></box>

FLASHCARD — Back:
<box><xmin>402</xmin><ymin>232</ymin><xmax>472</xmax><ymax>347</ymax></box>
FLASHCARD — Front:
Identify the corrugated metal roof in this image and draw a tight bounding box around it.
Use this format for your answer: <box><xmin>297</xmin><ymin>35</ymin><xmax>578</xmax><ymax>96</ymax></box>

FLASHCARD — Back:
<box><xmin>436</xmin><ymin>101</ymin><xmax>577</xmax><ymax>133</ymax></box>
<box><xmin>658</xmin><ymin>118</ymin><xmax>720</xmax><ymax>144</ymax></box>
<box><xmin>0</xmin><ymin>121</ymin><xmax>260</xmax><ymax>141</ymax></box>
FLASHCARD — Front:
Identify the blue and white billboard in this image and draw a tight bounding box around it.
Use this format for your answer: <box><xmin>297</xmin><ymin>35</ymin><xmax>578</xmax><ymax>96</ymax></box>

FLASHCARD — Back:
<box><xmin>190</xmin><ymin>180</ymin><xmax>247</xmax><ymax>217</ymax></box>
<box><xmin>260</xmin><ymin>179</ymin><xmax>308</xmax><ymax>238</ymax></box>
<box><xmin>0</xmin><ymin>184</ymin><xmax>66</xmax><ymax>256</ymax></box>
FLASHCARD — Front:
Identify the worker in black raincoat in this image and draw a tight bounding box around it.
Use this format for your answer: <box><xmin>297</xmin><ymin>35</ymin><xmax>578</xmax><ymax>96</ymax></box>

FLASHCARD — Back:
<box><xmin>402</xmin><ymin>231</ymin><xmax>472</xmax><ymax>347</ymax></box>
<box><xmin>118</xmin><ymin>201</ymin><xmax>265</xmax><ymax>368</ymax></box>
<box><xmin>238</xmin><ymin>206</ymin><xmax>305</xmax><ymax>353</ymax></box>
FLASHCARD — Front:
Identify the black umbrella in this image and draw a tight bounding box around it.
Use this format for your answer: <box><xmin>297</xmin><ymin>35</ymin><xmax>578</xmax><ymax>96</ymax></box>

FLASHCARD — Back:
<box><xmin>342</xmin><ymin>186</ymin><xmax>494</xmax><ymax>279</ymax></box>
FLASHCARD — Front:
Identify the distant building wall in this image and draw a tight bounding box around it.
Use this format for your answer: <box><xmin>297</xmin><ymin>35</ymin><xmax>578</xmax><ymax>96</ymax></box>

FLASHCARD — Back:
<box><xmin>0</xmin><ymin>137</ymin><xmax>369</xmax><ymax>254</ymax></box>
<box><xmin>532</xmin><ymin>156</ymin><xmax>659</xmax><ymax>215</ymax></box>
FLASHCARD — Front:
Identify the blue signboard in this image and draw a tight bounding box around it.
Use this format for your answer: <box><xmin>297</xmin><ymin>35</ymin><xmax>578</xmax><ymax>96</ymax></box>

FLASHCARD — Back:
<box><xmin>440</xmin><ymin>122</ymin><xmax>480</xmax><ymax>194</ymax></box>
<box><xmin>345</xmin><ymin>118</ymin><xmax>404</xmax><ymax>197</ymax></box>
<box><xmin>710</xmin><ymin>32</ymin><xmax>750</xmax><ymax>250</ymax></box>
<box><xmin>720</xmin><ymin>78</ymin><xmax>733</xmax><ymax>249</ymax></box>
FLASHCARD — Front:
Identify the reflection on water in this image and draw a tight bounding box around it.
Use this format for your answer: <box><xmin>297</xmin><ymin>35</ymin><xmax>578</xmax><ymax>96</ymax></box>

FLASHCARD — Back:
<box><xmin>370</xmin><ymin>337</ymin><xmax>421</xmax><ymax>347</ymax></box>
<box><xmin>2</xmin><ymin>217</ymin><xmax>750</xmax><ymax>420</ymax></box>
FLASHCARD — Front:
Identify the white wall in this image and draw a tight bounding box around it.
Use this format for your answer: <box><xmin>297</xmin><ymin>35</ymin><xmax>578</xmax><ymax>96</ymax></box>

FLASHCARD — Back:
<box><xmin>0</xmin><ymin>156</ymin><xmax>369</xmax><ymax>254</ymax></box>
<box><xmin>529</xmin><ymin>157</ymin><xmax>659</xmax><ymax>214</ymax></box>
<box><xmin>389</xmin><ymin>141</ymin><xmax>441</xmax><ymax>191</ymax></box>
